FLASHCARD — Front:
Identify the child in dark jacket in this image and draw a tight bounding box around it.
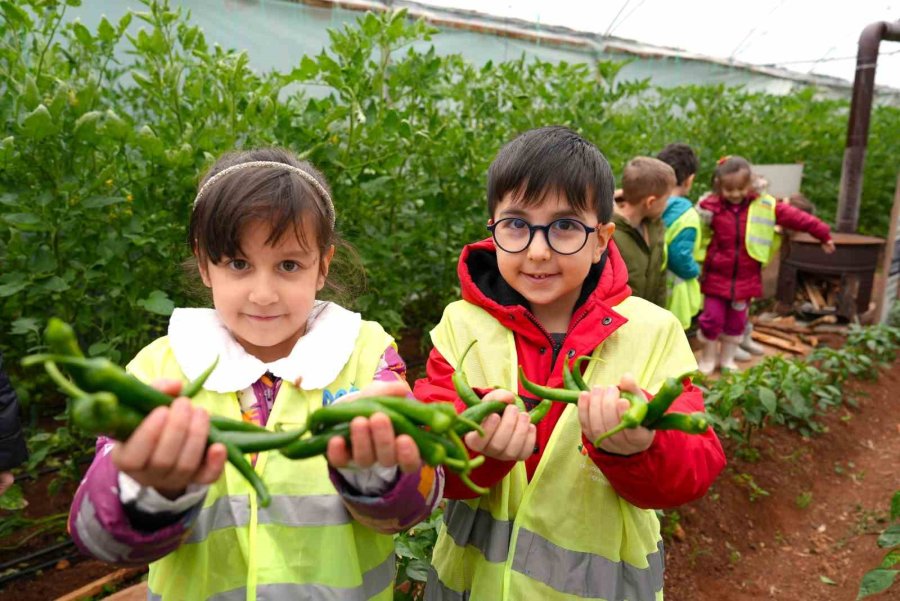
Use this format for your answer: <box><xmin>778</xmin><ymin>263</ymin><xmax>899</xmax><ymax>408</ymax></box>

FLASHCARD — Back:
<box><xmin>415</xmin><ymin>126</ymin><xmax>725</xmax><ymax>601</ymax></box>
<box><xmin>0</xmin><ymin>351</ymin><xmax>28</xmax><ymax>495</ymax></box>
<box><xmin>696</xmin><ymin>156</ymin><xmax>835</xmax><ymax>373</ymax></box>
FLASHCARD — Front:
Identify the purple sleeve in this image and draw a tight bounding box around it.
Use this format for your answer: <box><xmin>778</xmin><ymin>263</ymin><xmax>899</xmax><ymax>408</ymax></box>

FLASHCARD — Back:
<box><xmin>776</xmin><ymin>202</ymin><xmax>832</xmax><ymax>242</ymax></box>
<box><xmin>68</xmin><ymin>437</ymin><xmax>196</xmax><ymax>565</ymax></box>
<box><xmin>329</xmin><ymin>465</ymin><xmax>444</xmax><ymax>534</ymax></box>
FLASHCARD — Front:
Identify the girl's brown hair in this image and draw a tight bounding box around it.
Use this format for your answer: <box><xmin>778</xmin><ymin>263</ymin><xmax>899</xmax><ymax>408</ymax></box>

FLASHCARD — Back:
<box><xmin>185</xmin><ymin>148</ymin><xmax>363</xmax><ymax>304</ymax></box>
<box><xmin>712</xmin><ymin>155</ymin><xmax>752</xmax><ymax>191</ymax></box>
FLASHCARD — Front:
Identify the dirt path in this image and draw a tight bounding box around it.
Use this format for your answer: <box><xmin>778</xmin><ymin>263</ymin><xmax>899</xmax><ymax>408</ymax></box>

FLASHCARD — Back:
<box><xmin>665</xmin><ymin>357</ymin><xmax>900</xmax><ymax>600</ymax></box>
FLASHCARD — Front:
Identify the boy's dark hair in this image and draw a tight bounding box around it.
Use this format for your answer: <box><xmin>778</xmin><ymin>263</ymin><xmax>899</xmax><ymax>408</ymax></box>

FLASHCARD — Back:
<box><xmin>620</xmin><ymin>157</ymin><xmax>676</xmax><ymax>205</ymax></box>
<box><xmin>487</xmin><ymin>126</ymin><xmax>615</xmax><ymax>223</ymax></box>
<box><xmin>189</xmin><ymin>148</ymin><xmax>334</xmax><ymax>273</ymax></box>
<box><xmin>788</xmin><ymin>193</ymin><xmax>815</xmax><ymax>215</ymax></box>
<box><xmin>657</xmin><ymin>143</ymin><xmax>698</xmax><ymax>186</ymax></box>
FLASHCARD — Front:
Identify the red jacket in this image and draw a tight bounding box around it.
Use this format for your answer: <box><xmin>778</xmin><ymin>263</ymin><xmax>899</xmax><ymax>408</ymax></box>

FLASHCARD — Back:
<box><xmin>699</xmin><ymin>193</ymin><xmax>832</xmax><ymax>300</ymax></box>
<box><xmin>413</xmin><ymin>237</ymin><xmax>726</xmax><ymax>509</ymax></box>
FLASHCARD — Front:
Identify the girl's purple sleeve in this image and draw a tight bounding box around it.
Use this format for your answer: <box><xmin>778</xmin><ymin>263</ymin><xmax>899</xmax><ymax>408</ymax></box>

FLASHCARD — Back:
<box><xmin>329</xmin><ymin>465</ymin><xmax>444</xmax><ymax>534</ymax></box>
<box><xmin>68</xmin><ymin>437</ymin><xmax>197</xmax><ymax>565</ymax></box>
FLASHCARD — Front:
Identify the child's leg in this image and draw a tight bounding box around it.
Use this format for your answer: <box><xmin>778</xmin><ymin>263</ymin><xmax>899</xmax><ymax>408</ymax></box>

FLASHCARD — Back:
<box><xmin>697</xmin><ymin>296</ymin><xmax>727</xmax><ymax>374</ymax></box>
<box><xmin>698</xmin><ymin>296</ymin><xmax>728</xmax><ymax>340</ymax></box>
<box><xmin>719</xmin><ymin>301</ymin><xmax>749</xmax><ymax>370</ymax></box>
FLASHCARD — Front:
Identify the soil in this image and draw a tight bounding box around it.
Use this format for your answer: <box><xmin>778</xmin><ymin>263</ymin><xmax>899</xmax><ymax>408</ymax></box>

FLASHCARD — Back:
<box><xmin>664</xmin><ymin>355</ymin><xmax>900</xmax><ymax>600</ymax></box>
<box><xmin>2</xmin><ymin>349</ymin><xmax>897</xmax><ymax>600</ymax></box>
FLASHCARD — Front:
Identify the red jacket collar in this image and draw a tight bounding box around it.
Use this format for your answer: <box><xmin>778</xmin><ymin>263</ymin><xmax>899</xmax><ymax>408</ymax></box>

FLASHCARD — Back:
<box><xmin>700</xmin><ymin>191</ymin><xmax>759</xmax><ymax>213</ymax></box>
<box><xmin>456</xmin><ymin>237</ymin><xmax>632</xmax><ymax>348</ymax></box>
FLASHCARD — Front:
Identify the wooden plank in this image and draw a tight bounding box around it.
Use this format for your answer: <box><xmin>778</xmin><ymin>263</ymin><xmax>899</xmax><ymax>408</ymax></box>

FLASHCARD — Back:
<box><xmin>55</xmin><ymin>567</ymin><xmax>146</xmax><ymax>601</ymax></box>
<box><xmin>751</xmin><ymin>331</ymin><xmax>809</xmax><ymax>354</ymax></box>
<box><xmin>802</xmin><ymin>281</ymin><xmax>827</xmax><ymax>310</ymax></box>
<box><xmin>754</xmin><ymin>325</ymin><xmax>803</xmax><ymax>343</ymax></box>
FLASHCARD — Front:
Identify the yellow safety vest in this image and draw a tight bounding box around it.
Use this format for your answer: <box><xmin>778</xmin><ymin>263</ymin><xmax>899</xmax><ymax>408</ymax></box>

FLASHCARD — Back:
<box><xmin>128</xmin><ymin>322</ymin><xmax>397</xmax><ymax>601</ymax></box>
<box><xmin>664</xmin><ymin>208</ymin><xmax>703</xmax><ymax>329</ymax></box>
<box><xmin>745</xmin><ymin>194</ymin><xmax>781</xmax><ymax>266</ymax></box>
<box><xmin>425</xmin><ymin>297</ymin><xmax>698</xmax><ymax>601</ymax></box>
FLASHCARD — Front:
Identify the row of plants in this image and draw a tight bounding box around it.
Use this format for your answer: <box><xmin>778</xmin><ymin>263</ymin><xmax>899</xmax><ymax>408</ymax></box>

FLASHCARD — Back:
<box><xmin>3</xmin><ymin>0</ymin><xmax>900</xmax><ymax>393</ymax></box>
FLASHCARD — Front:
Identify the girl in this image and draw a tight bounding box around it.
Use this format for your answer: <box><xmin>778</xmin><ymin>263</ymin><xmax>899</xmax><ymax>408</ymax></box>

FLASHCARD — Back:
<box><xmin>68</xmin><ymin>148</ymin><xmax>444</xmax><ymax>600</ymax></box>
<box><xmin>696</xmin><ymin>156</ymin><xmax>835</xmax><ymax>374</ymax></box>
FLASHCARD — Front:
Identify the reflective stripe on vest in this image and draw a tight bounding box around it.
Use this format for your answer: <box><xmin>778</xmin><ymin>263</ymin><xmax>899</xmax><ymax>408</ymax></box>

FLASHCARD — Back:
<box><xmin>131</xmin><ymin>322</ymin><xmax>397</xmax><ymax>601</ymax></box>
<box><xmin>148</xmin><ymin>553</ymin><xmax>395</xmax><ymax>601</ymax></box>
<box><xmin>186</xmin><ymin>494</ymin><xmax>351</xmax><ymax>544</ymax></box>
<box><xmin>440</xmin><ymin>501</ymin><xmax>665</xmax><ymax>600</ymax></box>
<box><xmin>745</xmin><ymin>195</ymin><xmax>780</xmax><ymax>265</ymax></box>
<box><xmin>428</xmin><ymin>298</ymin><xmax>697</xmax><ymax>601</ymax></box>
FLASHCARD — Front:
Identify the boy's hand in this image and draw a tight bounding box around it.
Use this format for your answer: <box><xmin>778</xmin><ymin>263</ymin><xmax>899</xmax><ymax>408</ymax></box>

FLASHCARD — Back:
<box><xmin>463</xmin><ymin>389</ymin><xmax>536</xmax><ymax>462</ymax></box>
<box><xmin>326</xmin><ymin>380</ymin><xmax>422</xmax><ymax>473</ymax></box>
<box><xmin>821</xmin><ymin>239</ymin><xmax>836</xmax><ymax>254</ymax></box>
<box><xmin>578</xmin><ymin>373</ymin><xmax>654</xmax><ymax>456</ymax></box>
<box><xmin>111</xmin><ymin>380</ymin><xmax>227</xmax><ymax>500</ymax></box>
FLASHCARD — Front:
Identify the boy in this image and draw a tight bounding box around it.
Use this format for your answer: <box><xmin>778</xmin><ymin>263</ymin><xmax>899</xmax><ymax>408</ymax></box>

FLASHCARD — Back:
<box><xmin>657</xmin><ymin>143</ymin><xmax>704</xmax><ymax>330</ymax></box>
<box><xmin>414</xmin><ymin>127</ymin><xmax>725</xmax><ymax>601</ymax></box>
<box><xmin>612</xmin><ymin>156</ymin><xmax>676</xmax><ymax>307</ymax></box>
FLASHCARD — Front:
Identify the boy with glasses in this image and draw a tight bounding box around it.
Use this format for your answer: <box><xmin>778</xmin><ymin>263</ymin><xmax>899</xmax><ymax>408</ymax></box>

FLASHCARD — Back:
<box><xmin>414</xmin><ymin>126</ymin><xmax>725</xmax><ymax>601</ymax></box>
<box><xmin>612</xmin><ymin>157</ymin><xmax>676</xmax><ymax>307</ymax></box>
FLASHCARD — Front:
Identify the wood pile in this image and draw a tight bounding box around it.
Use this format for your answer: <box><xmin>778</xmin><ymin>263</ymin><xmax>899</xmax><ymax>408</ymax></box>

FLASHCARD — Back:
<box><xmin>750</xmin><ymin>314</ymin><xmax>846</xmax><ymax>355</ymax></box>
<box><xmin>795</xmin><ymin>275</ymin><xmax>841</xmax><ymax>316</ymax></box>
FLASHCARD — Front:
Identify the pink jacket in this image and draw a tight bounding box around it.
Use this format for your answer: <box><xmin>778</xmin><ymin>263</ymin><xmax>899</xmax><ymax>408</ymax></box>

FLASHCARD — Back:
<box><xmin>699</xmin><ymin>193</ymin><xmax>831</xmax><ymax>300</ymax></box>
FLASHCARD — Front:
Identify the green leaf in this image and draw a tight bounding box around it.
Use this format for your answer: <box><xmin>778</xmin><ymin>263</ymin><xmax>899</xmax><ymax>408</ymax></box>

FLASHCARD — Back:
<box><xmin>0</xmin><ymin>280</ymin><xmax>28</xmax><ymax>298</ymax></box>
<box><xmin>42</xmin><ymin>276</ymin><xmax>70</xmax><ymax>292</ymax></box>
<box><xmin>98</xmin><ymin>16</ymin><xmax>116</xmax><ymax>43</ymax></box>
<box><xmin>857</xmin><ymin>569</ymin><xmax>898</xmax><ymax>598</ymax></box>
<box><xmin>881</xmin><ymin>549</ymin><xmax>900</xmax><ymax>569</ymax></box>
<box><xmin>83</xmin><ymin>196</ymin><xmax>125</xmax><ymax>209</ymax></box>
<box><xmin>21</xmin><ymin>104</ymin><xmax>56</xmax><ymax>140</ymax></box>
<box><xmin>3</xmin><ymin>212</ymin><xmax>49</xmax><ymax>232</ymax></box>
<box><xmin>758</xmin><ymin>387</ymin><xmax>777</xmax><ymax>414</ymax></box>
<box><xmin>0</xmin><ymin>1</ymin><xmax>33</xmax><ymax>29</ymax></box>
<box><xmin>10</xmin><ymin>317</ymin><xmax>41</xmax><ymax>336</ymax></box>
<box><xmin>74</xmin><ymin>110</ymin><xmax>103</xmax><ymax>140</ymax></box>
<box><xmin>878</xmin><ymin>524</ymin><xmax>900</xmax><ymax>548</ymax></box>
<box><xmin>71</xmin><ymin>20</ymin><xmax>94</xmax><ymax>46</ymax></box>
<box><xmin>138</xmin><ymin>290</ymin><xmax>175</xmax><ymax>316</ymax></box>
<box><xmin>0</xmin><ymin>484</ymin><xmax>27</xmax><ymax>511</ymax></box>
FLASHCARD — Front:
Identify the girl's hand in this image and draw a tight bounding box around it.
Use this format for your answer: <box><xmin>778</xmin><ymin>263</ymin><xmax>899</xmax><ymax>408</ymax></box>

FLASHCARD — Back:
<box><xmin>110</xmin><ymin>380</ymin><xmax>227</xmax><ymax>500</ymax></box>
<box><xmin>578</xmin><ymin>373</ymin><xmax>654</xmax><ymax>456</ymax></box>
<box><xmin>821</xmin><ymin>240</ymin><xmax>836</xmax><ymax>254</ymax></box>
<box><xmin>325</xmin><ymin>380</ymin><xmax>422</xmax><ymax>473</ymax></box>
<box><xmin>0</xmin><ymin>471</ymin><xmax>14</xmax><ymax>496</ymax></box>
<box><xmin>463</xmin><ymin>389</ymin><xmax>536</xmax><ymax>462</ymax></box>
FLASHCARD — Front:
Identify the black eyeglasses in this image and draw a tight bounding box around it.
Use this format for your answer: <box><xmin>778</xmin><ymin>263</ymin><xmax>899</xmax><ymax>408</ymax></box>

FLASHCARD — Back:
<box><xmin>487</xmin><ymin>217</ymin><xmax>599</xmax><ymax>255</ymax></box>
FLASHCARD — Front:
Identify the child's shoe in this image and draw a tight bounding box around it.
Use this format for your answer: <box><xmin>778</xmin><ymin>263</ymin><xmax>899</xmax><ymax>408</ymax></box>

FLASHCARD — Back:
<box><xmin>719</xmin><ymin>335</ymin><xmax>743</xmax><ymax>371</ymax></box>
<box><xmin>739</xmin><ymin>323</ymin><xmax>765</xmax><ymax>355</ymax></box>
<box><xmin>733</xmin><ymin>344</ymin><xmax>752</xmax><ymax>362</ymax></box>
<box><xmin>697</xmin><ymin>330</ymin><xmax>718</xmax><ymax>375</ymax></box>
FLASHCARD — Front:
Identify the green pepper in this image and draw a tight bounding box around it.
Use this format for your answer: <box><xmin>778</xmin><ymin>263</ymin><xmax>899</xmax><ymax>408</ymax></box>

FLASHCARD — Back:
<box><xmin>518</xmin><ymin>366</ymin><xmax>581</xmax><ymax>403</ymax></box>
<box><xmin>215</xmin><ymin>427</ymin><xmax>307</xmax><ymax>453</ymax></box>
<box><xmin>642</xmin><ymin>371</ymin><xmax>700</xmax><ymax>427</ymax></box>
<box><xmin>208</xmin><ymin>427</ymin><xmax>271</xmax><ymax>507</ymax></box>
<box><xmin>562</xmin><ymin>360</ymin><xmax>580</xmax><ymax>392</ymax></box>
<box><xmin>354</xmin><ymin>396</ymin><xmax>454</xmax><ymax>434</ymax></box>
<box><xmin>70</xmin><ymin>392</ymin><xmax>144</xmax><ymax>442</ymax></box>
<box><xmin>279</xmin><ymin>423</ymin><xmax>351</xmax><ymax>459</ymax></box>
<box><xmin>528</xmin><ymin>399</ymin><xmax>552</xmax><ymax>424</ymax></box>
<box><xmin>650</xmin><ymin>411</ymin><xmax>710</xmax><ymax>434</ymax></box>
<box><xmin>451</xmin><ymin>340</ymin><xmax>481</xmax><ymax>408</ymax></box>
<box><xmin>452</xmin><ymin>401</ymin><xmax>508</xmax><ymax>435</ymax></box>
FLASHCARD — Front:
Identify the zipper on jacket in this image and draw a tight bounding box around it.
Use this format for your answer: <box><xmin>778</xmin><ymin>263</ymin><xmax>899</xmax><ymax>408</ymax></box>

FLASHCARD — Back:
<box><xmin>730</xmin><ymin>207</ymin><xmax>741</xmax><ymax>300</ymax></box>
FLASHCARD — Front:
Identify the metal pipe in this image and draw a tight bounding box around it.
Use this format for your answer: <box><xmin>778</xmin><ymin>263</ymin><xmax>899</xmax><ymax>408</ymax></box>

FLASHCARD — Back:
<box><xmin>836</xmin><ymin>20</ymin><xmax>900</xmax><ymax>233</ymax></box>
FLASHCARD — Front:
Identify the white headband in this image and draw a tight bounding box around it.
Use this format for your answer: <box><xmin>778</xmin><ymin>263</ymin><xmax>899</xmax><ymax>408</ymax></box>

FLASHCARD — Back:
<box><xmin>193</xmin><ymin>160</ymin><xmax>335</xmax><ymax>227</ymax></box>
